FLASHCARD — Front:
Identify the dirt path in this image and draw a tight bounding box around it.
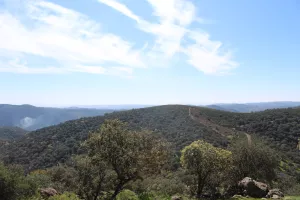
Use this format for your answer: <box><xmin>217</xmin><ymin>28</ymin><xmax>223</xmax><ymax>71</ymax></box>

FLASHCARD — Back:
<box><xmin>245</xmin><ymin>133</ymin><xmax>252</xmax><ymax>146</ymax></box>
<box><xmin>188</xmin><ymin>107</ymin><xmax>234</xmax><ymax>136</ymax></box>
<box><xmin>189</xmin><ymin>107</ymin><xmax>252</xmax><ymax>145</ymax></box>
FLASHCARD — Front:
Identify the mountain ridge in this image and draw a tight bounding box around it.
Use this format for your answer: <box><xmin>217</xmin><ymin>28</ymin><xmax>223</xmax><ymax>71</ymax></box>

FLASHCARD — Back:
<box><xmin>1</xmin><ymin>105</ymin><xmax>300</xmax><ymax>171</ymax></box>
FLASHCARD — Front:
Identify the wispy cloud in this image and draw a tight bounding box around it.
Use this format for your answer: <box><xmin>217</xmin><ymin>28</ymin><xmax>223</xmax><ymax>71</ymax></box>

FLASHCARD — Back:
<box><xmin>183</xmin><ymin>31</ymin><xmax>238</xmax><ymax>74</ymax></box>
<box><xmin>97</xmin><ymin>0</ymin><xmax>141</xmax><ymax>22</ymax></box>
<box><xmin>0</xmin><ymin>0</ymin><xmax>143</xmax><ymax>75</ymax></box>
<box><xmin>0</xmin><ymin>0</ymin><xmax>238</xmax><ymax>75</ymax></box>
<box><xmin>98</xmin><ymin>0</ymin><xmax>238</xmax><ymax>75</ymax></box>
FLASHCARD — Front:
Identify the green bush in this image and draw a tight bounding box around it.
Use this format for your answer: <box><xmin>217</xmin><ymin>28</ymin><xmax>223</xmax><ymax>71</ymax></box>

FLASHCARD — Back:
<box><xmin>0</xmin><ymin>163</ymin><xmax>38</xmax><ymax>200</ymax></box>
<box><xmin>48</xmin><ymin>192</ymin><xmax>80</xmax><ymax>200</ymax></box>
<box><xmin>116</xmin><ymin>189</ymin><xmax>139</xmax><ymax>200</ymax></box>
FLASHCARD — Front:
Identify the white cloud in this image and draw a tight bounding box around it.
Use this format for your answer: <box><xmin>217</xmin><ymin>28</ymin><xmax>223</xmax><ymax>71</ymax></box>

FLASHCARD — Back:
<box><xmin>0</xmin><ymin>57</ymin><xmax>136</xmax><ymax>77</ymax></box>
<box><xmin>139</xmin><ymin>0</ymin><xmax>196</xmax><ymax>57</ymax></box>
<box><xmin>182</xmin><ymin>31</ymin><xmax>238</xmax><ymax>74</ymax></box>
<box><xmin>0</xmin><ymin>0</ymin><xmax>238</xmax><ymax>75</ymax></box>
<box><xmin>97</xmin><ymin>0</ymin><xmax>141</xmax><ymax>22</ymax></box>
<box><xmin>145</xmin><ymin>0</ymin><xmax>195</xmax><ymax>26</ymax></box>
<box><xmin>97</xmin><ymin>0</ymin><xmax>237</xmax><ymax>74</ymax></box>
<box><xmin>0</xmin><ymin>58</ymin><xmax>66</xmax><ymax>74</ymax></box>
<box><xmin>0</xmin><ymin>0</ymin><xmax>144</xmax><ymax>75</ymax></box>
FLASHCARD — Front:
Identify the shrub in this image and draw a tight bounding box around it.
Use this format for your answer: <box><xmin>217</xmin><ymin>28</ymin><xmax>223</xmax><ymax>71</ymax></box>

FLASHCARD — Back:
<box><xmin>116</xmin><ymin>189</ymin><xmax>139</xmax><ymax>200</ymax></box>
<box><xmin>0</xmin><ymin>163</ymin><xmax>38</xmax><ymax>200</ymax></box>
<box><xmin>48</xmin><ymin>192</ymin><xmax>81</xmax><ymax>200</ymax></box>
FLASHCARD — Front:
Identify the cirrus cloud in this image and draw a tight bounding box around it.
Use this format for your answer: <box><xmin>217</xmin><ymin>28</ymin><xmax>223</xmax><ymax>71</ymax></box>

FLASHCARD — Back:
<box><xmin>0</xmin><ymin>0</ymin><xmax>238</xmax><ymax>76</ymax></box>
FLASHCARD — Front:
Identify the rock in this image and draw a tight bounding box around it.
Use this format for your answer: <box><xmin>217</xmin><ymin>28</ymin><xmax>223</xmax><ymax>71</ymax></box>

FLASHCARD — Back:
<box><xmin>272</xmin><ymin>195</ymin><xmax>280</xmax><ymax>199</ymax></box>
<box><xmin>171</xmin><ymin>195</ymin><xmax>182</xmax><ymax>200</ymax></box>
<box><xmin>40</xmin><ymin>188</ymin><xmax>58</xmax><ymax>197</ymax></box>
<box><xmin>232</xmin><ymin>194</ymin><xmax>243</xmax><ymax>199</ymax></box>
<box><xmin>267</xmin><ymin>189</ymin><xmax>284</xmax><ymax>199</ymax></box>
<box><xmin>238</xmin><ymin>177</ymin><xmax>269</xmax><ymax>198</ymax></box>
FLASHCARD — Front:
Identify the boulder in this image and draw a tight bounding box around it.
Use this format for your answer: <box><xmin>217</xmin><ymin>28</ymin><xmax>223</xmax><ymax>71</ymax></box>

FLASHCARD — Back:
<box><xmin>232</xmin><ymin>194</ymin><xmax>243</xmax><ymax>199</ymax></box>
<box><xmin>272</xmin><ymin>195</ymin><xmax>280</xmax><ymax>199</ymax></box>
<box><xmin>267</xmin><ymin>189</ymin><xmax>284</xmax><ymax>199</ymax></box>
<box><xmin>171</xmin><ymin>195</ymin><xmax>182</xmax><ymax>200</ymax></box>
<box><xmin>40</xmin><ymin>188</ymin><xmax>58</xmax><ymax>197</ymax></box>
<box><xmin>238</xmin><ymin>177</ymin><xmax>269</xmax><ymax>198</ymax></box>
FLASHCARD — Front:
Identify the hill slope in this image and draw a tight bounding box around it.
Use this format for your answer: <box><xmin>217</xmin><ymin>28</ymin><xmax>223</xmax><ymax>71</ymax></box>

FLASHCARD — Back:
<box><xmin>0</xmin><ymin>104</ymin><xmax>114</xmax><ymax>131</ymax></box>
<box><xmin>1</xmin><ymin>105</ymin><xmax>228</xmax><ymax>170</ymax></box>
<box><xmin>1</xmin><ymin>105</ymin><xmax>300</xmax><ymax>171</ymax></box>
<box><xmin>0</xmin><ymin>126</ymin><xmax>27</xmax><ymax>141</ymax></box>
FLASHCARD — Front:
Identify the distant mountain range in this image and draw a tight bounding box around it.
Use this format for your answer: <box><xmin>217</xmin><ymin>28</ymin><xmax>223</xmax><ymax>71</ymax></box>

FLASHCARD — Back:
<box><xmin>70</xmin><ymin>105</ymin><xmax>154</xmax><ymax>110</ymax></box>
<box><xmin>206</xmin><ymin>101</ymin><xmax>300</xmax><ymax>112</ymax></box>
<box><xmin>74</xmin><ymin>102</ymin><xmax>300</xmax><ymax>113</ymax></box>
<box><xmin>0</xmin><ymin>104</ymin><xmax>113</xmax><ymax>131</ymax></box>
<box><xmin>1</xmin><ymin>102</ymin><xmax>300</xmax><ymax>132</ymax></box>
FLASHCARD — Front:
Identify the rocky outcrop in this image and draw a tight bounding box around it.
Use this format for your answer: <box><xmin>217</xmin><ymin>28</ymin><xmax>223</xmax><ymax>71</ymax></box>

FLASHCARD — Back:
<box><xmin>171</xmin><ymin>195</ymin><xmax>182</xmax><ymax>200</ymax></box>
<box><xmin>266</xmin><ymin>189</ymin><xmax>284</xmax><ymax>199</ymax></box>
<box><xmin>238</xmin><ymin>177</ymin><xmax>269</xmax><ymax>198</ymax></box>
<box><xmin>40</xmin><ymin>187</ymin><xmax>58</xmax><ymax>197</ymax></box>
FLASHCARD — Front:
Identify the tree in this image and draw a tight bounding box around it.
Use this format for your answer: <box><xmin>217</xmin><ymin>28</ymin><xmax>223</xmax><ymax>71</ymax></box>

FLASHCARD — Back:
<box><xmin>229</xmin><ymin>135</ymin><xmax>280</xmax><ymax>184</ymax></box>
<box><xmin>116</xmin><ymin>189</ymin><xmax>138</xmax><ymax>200</ymax></box>
<box><xmin>84</xmin><ymin>119</ymin><xmax>170</xmax><ymax>200</ymax></box>
<box><xmin>0</xmin><ymin>163</ymin><xmax>38</xmax><ymax>200</ymax></box>
<box><xmin>73</xmin><ymin>155</ymin><xmax>111</xmax><ymax>200</ymax></box>
<box><xmin>48</xmin><ymin>192</ymin><xmax>81</xmax><ymax>200</ymax></box>
<box><xmin>180</xmin><ymin>140</ymin><xmax>232</xmax><ymax>198</ymax></box>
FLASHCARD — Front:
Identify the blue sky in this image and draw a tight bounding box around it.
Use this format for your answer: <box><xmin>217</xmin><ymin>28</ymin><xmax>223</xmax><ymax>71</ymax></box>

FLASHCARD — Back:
<box><xmin>0</xmin><ymin>0</ymin><xmax>300</xmax><ymax>106</ymax></box>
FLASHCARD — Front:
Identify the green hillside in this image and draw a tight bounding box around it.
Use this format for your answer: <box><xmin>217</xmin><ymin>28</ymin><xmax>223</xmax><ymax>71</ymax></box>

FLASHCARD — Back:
<box><xmin>191</xmin><ymin>106</ymin><xmax>300</xmax><ymax>162</ymax></box>
<box><xmin>0</xmin><ymin>126</ymin><xmax>27</xmax><ymax>141</ymax></box>
<box><xmin>1</xmin><ymin>105</ymin><xmax>300</xmax><ymax>171</ymax></box>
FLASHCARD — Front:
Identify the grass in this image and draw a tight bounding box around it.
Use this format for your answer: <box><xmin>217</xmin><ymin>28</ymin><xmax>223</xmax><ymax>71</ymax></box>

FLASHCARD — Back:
<box><xmin>229</xmin><ymin>196</ymin><xmax>300</xmax><ymax>200</ymax></box>
<box><xmin>284</xmin><ymin>197</ymin><xmax>300</xmax><ymax>200</ymax></box>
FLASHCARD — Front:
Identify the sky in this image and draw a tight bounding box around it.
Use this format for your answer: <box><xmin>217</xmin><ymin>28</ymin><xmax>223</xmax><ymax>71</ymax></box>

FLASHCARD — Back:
<box><xmin>0</xmin><ymin>0</ymin><xmax>300</xmax><ymax>106</ymax></box>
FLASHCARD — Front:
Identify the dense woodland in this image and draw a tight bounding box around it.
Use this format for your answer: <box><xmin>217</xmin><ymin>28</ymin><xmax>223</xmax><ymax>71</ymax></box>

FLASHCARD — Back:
<box><xmin>1</xmin><ymin>105</ymin><xmax>300</xmax><ymax>199</ymax></box>
<box><xmin>191</xmin><ymin>106</ymin><xmax>300</xmax><ymax>162</ymax></box>
<box><xmin>0</xmin><ymin>126</ymin><xmax>27</xmax><ymax>141</ymax></box>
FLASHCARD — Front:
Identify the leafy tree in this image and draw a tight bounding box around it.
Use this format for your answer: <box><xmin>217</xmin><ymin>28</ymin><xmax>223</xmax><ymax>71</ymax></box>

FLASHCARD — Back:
<box><xmin>73</xmin><ymin>155</ymin><xmax>113</xmax><ymax>200</ymax></box>
<box><xmin>0</xmin><ymin>163</ymin><xmax>38</xmax><ymax>200</ymax></box>
<box><xmin>180</xmin><ymin>140</ymin><xmax>232</xmax><ymax>198</ymax></box>
<box><xmin>229</xmin><ymin>135</ymin><xmax>280</xmax><ymax>184</ymax></box>
<box><xmin>116</xmin><ymin>189</ymin><xmax>139</xmax><ymax>200</ymax></box>
<box><xmin>84</xmin><ymin>119</ymin><xmax>170</xmax><ymax>200</ymax></box>
<box><xmin>46</xmin><ymin>164</ymin><xmax>77</xmax><ymax>193</ymax></box>
<box><xmin>48</xmin><ymin>192</ymin><xmax>81</xmax><ymax>200</ymax></box>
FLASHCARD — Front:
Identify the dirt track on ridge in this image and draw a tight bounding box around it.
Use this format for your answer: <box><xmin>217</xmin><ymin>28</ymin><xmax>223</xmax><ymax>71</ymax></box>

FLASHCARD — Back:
<box><xmin>188</xmin><ymin>107</ymin><xmax>252</xmax><ymax>145</ymax></box>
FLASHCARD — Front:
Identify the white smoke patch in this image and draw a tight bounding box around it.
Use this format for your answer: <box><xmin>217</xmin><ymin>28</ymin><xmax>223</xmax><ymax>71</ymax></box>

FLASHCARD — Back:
<box><xmin>19</xmin><ymin>117</ymin><xmax>36</xmax><ymax>128</ymax></box>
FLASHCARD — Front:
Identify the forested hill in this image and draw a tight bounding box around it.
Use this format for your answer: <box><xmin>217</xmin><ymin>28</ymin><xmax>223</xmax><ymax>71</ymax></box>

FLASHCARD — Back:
<box><xmin>0</xmin><ymin>104</ymin><xmax>113</xmax><ymax>131</ymax></box>
<box><xmin>191</xmin><ymin>106</ymin><xmax>300</xmax><ymax>161</ymax></box>
<box><xmin>0</xmin><ymin>126</ymin><xmax>27</xmax><ymax>141</ymax></box>
<box><xmin>1</xmin><ymin>105</ymin><xmax>300</xmax><ymax>171</ymax></box>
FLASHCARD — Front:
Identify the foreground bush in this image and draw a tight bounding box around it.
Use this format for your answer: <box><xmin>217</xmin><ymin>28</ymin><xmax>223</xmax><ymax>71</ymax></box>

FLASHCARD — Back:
<box><xmin>0</xmin><ymin>163</ymin><xmax>38</xmax><ymax>200</ymax></box>
<box><xmin>48</xmin><ymin>192</ymin><xmax>81</xmax><ymax>200</ymax></box>
<box><xmin>181</xmin><ymin>140</ymin><xmax>232</xmax><ymax>197</ymax></box>
<box><xmin>116</xmin><ymin>189</ymin><xmax>139</xmax><ymax>200</ymax></box>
